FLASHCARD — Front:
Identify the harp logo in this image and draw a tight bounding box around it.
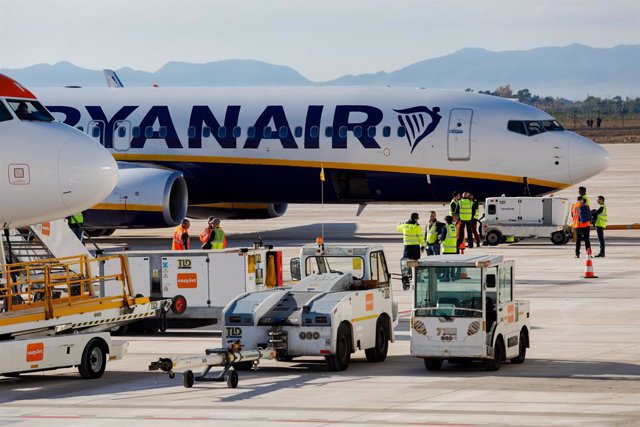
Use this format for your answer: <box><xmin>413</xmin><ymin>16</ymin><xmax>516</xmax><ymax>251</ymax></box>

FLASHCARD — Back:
<box><xmin>394</xmin><ymin>106</ymin><xmax>442</xmax><ymax>153</ymax></box>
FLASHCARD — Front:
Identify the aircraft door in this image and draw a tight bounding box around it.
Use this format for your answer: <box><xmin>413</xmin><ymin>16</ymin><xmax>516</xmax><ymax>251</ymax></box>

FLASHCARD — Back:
<box><xmin>87</xmin><ymin>120</ymin><xmax>105</xmax><ymax>145</ymax></box>
<box><xmin>113</xmin><ymin>120</ymin><xmax>131</xmax><ymax>151</ymax></box>
<box><xmin>447</xmin><ymin>109</ymin><xmax>473</xmax><ymax>160</ymax></box>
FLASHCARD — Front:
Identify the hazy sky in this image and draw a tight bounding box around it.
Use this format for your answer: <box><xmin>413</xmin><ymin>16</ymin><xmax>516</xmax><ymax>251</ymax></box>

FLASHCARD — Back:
<box><xmin>1</xmin><ymin>0</ymin><xmax>638</xmax><ymax>81</ymax></box>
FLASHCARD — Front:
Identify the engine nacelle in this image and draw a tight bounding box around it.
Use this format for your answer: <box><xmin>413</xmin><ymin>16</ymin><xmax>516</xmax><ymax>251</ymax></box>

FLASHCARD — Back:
<box><xmin>187</xmin><ymin>203</ymin><xmax>288</xmax><ymax>220</ymax></box>
<box><xmin>85</xmin><ymin>163</ymin><xmax>188</xmax><ymax>228</ymax></box>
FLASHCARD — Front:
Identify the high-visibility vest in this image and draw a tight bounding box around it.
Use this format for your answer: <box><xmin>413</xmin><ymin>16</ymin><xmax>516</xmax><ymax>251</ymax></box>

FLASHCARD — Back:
<box><xmin>426</xmin><ymin>223</ymin><xmax>439</xmax><ymax>244</ymax></box>
<box><xmin>172</xmin><ymin>226</ymin><xmax>190</xmax><ymax>250</ymax></box>
<box><xmin>449</xmin><ymin>199</ymin><xmax>458</xmax><ymax>216</ymax></box>
<box><xmin>459</xmin><ymin>199</ymin><xmax>472</xmax><ymax>221</ymax></box>
<box><xmin>212</xmin><ymin>227</ymin><xmax>226</xmax><ymax>249</ymax></box>
<box><xmin>582</xmin><ymin>194</ymin><xmax>590</xmax><ymax>206</ymax></box>
<box><xmin>397</xmin><ymin>222</ymin><xmax>425</xmax><ymax>247</ymax></box>
<box><xmin>442</xmin><ymin>224</ymin><xmax>458</xmax><ymax>254</ymax></box>
<box><xmin>572</xmin><ymin>203</ymin><xmax>590</xmax><ymax>228</ymax></box>
<box><xmin>69</xmin><ymin>212</ymin><xmax>84</xmax><ymax>225</ymax></box>
<box><xmin>473</xmin><ymin>201</ymin><xmax>480</xmax><ymax>219</ymax></box>
<box><xmin>595</xmin><ymin>204</ymin><xmax>607</xmax><ymax>228</ymax></box>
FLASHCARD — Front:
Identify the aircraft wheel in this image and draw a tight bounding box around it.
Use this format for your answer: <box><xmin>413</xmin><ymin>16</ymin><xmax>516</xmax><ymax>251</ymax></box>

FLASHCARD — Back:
<box><xmin>424</xmin><ymin>359</ymin><xmax>443</xmax><ymax>371</ymax></box>
<box><xmin>78</xmin><ymin>339</ymin><xmax>107</xmax><ymax>379</ymax></box>
<box><xmin>325</xmin><ymin>323</ymin><xmax>351</xmax><ymax>371</ymax></box>
<box><xmin>365</xmin><ymin>317</ymin><xmax>389</xmax><ymax>362</ymax></box>
<box><xmin>183</xmin><ymin>370</ymin><xmax>195</xmax><ymax>388</ymax></box>
<box><xmin>485</xmin><ymin>230</ymin><xmax>502</xmax><ymax>246</ymax></box>
<box><xmin>226</xmin><ymin>370</ymin><xmax>239</xmax><ymax>388</ymax></box>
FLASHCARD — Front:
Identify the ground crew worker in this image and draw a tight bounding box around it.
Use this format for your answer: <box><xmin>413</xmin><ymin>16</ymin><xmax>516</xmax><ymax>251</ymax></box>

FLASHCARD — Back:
<box><xmin>67</xmin><ymin>211</ymin><xmax>85</xmax><ymax>243</ymax></box>
<box><xmin>572</xmin><ymin>196</ymin><xmax>591</xmax><ymax>258</ymax></box>
<box><xmin>469</xmin><ymin>192</ymin><xmax>482</xmax><ymax>247</ymax></box>
<box><xmin>449</xmin><ymin>191</ymin><xmax>461</xmax><ymax>217</ymax></box>
<box><xmin>172</xmin><ymin>219</ymin><xmax>190</xmax><ymax>250</ymax></box>
<box><xmin>397</xmin><ymin>212</ymin><xmax>425</xmax><ymax>260</ymax></box>
<box><xmin>424</xmin><ymin>211</ymin><xmax>444</xmax><ymax>255</ymax></box>
<box><xmin>579</xmin><ymin>186</ymin><xmax>590</xmax><ymax>207</ymax></box>
<box><xmin>592</xmin><ymin>196</ymin><xmax>607</xmax><ymax>257</ymax></box>
<box><xmin>200</xmin><ymin>217</ymin><xmax>226</xmax><ymax>249</ymax></box>
<box><xmin>457</xmin><ymin>192</ymin><xmax>474</xmax><ymax>249</ymax></box>
<box><xmin>439</xmin><ymin>215</ymin><xmax>459</xmax><ymax>281</ymax></box>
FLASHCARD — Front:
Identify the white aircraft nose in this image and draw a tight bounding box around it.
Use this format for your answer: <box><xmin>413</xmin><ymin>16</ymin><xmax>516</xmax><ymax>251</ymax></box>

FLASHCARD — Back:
<box><xmin>58</xmin><ymin>133</ymin><xmax>118</xmax><ymax>212</ymax></box>
<box><xmin>569</xmin><ymin>135</ymin><xmax>609</xmax><ymax>184</ymax></box>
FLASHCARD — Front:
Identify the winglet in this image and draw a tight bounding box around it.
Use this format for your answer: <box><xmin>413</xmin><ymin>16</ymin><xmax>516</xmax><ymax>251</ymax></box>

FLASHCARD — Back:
<box><xmin>103</xmin><ymin>69</ymin><xmax>124</xmax><ymax>88</ymax></box>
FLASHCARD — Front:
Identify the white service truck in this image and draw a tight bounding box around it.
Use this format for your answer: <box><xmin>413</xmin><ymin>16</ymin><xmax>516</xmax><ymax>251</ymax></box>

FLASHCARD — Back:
<box><xmin>223</xmin><ymin>244</ymin><xmax>397</xmax><ymax>371</ymax></box>
<box><xmin>409</xmin><ymin>254</ymin><xmax>530</xmax><ymax>371</ymax></box>
<box><xmin>483</xmin><ymin>196</ymin><xmax>571</xmax><ymax>245</ymax></box>
<box><xmin>104</xmin><ymin>246</ymin><xmax>282</xmax><ymax>330</ymax></box>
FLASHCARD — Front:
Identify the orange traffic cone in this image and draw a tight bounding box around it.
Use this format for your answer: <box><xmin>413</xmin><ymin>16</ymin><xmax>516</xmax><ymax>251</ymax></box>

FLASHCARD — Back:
<box><xmin>583</xmin><ymin>248</ymin><xmax>598</xmax><ymax>279</ymax></box>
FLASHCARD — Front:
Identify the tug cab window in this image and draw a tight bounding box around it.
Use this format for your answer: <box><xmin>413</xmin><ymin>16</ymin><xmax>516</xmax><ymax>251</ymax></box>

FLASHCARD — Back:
<box><xmin>6</xmin><ymin>99</ymin><xmax>54</xmax><ymax>122</ymax></box>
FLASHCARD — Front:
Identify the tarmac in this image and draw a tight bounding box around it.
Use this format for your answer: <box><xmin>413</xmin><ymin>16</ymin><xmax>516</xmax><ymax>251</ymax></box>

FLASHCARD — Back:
<box><xmin>0</xmin><ymin>143</ymin><xmax>638</xmax><ymax>426</ymax></box>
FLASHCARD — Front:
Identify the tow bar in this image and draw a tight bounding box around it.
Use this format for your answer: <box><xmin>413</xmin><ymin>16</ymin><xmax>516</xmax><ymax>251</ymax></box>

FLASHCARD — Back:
<box><xmin>149</xmin><ymin>344</ymin><xmax>276</xmax><ymax>388</ymax></box>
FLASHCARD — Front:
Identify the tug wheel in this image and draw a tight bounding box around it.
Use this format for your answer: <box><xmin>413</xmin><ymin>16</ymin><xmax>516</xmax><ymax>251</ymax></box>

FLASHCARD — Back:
<box><xmin>226</xmin><ymin>370</ymin><xmax>239</xmax><ymax>388</ymax></box>
<box><xmin>183</xmin><ymin>370</ymin><xmax>195</xmax><ymax>388</ymax></box>
<box><xmin>365</xmin><ymin>317</ymin><xmax>389</xmax><ymax>363</ymax></box>
<box><xmin>325</xmin><ymin>323</ymin><xmax>351</xmax><ymax>371</ymax></box>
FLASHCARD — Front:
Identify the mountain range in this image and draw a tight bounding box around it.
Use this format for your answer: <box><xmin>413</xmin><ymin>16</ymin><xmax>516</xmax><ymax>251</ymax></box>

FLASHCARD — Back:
<box><xmin>2</xmin><ymin>44</ymin><xmax>638</xmax><ymax>100</ymax></box>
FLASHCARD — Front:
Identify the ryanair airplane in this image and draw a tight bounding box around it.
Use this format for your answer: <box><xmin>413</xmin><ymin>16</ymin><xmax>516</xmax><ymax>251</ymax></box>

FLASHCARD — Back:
<box><xmin>34</xmin><ymin>84</ymin><xmax>608</xmax><ymax>234</ymax></box>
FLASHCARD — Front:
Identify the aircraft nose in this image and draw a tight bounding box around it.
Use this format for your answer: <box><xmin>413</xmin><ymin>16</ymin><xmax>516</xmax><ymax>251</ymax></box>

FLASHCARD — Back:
<box><xmin>569</xmin><ymin>134</ymin><xmax>609</xmax><ymax>184</ymax></box>
<box><xmin>58</xmin><ymin>133</ymin><xmax>118</xmax><ymax>212</ymax></box>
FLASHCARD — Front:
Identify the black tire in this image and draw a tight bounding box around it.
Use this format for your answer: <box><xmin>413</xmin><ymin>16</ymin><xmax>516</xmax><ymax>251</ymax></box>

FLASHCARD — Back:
<box><xmin>101</xmin><ymin>228</ymin><xmax>116</xmax><ymax>237</ymax></box>
<box><xmin>325</xmin><ymin>323</ymin><xmax>351</xmax><ymax>371</ymax></box>
<box><xmin>226</xmin><ymin>370</ymin><xmax>239</xmax><ymax>388</ymax></box>
<box><xmin>511</xmin><ymin>331</ymin><xmax>527</xmax><ymax>364</ymax></box>
<box><xmin>550</xmin><ymin>231</ymin><xmax>568</xmax><ymax>245</ymax></box>
<box><xmin>78</xmin><ymin>339</ymin><xmax>107</xmax><ymax>379</ymax></box>
<box><xmin>424</xmin><ymin>359</ymin><xmax>443</xmax><ymax>371</ymax></box>
<box><xmin>365</xmin><ymin>317</ymin><xmax>389</xmax><ymax>363</ymax></box>
<box><xmin>233</xmin><ymin>361</ymin><xmax>254</xmax><ymax>371</ymax></box>
<box><xmin>109</xmin><ymin>324</ymin><xmax>129</xmax><ymax>336</ymax></box>
<box><xmin>183</xmin><ymin>370</ymin><xmax>194</xmax><ymax>388</ymax></box>
<box><xmin>484</xmin><ymin>337</ymin><xmax>504</xmax><ymax>371</ymax></box>
<box><xmin>485</xmin><ymin>230</ymin><xmax>502</xmax><ymax>246</ymax></box>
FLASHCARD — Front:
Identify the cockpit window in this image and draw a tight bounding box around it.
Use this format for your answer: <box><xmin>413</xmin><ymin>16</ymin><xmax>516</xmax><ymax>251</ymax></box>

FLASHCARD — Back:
<box><xmin>508</xmin><ymin>119</ymin><xmax>563</xmax><ymax>137</ymax></box>
<box><xmin>0</xmin><ymin>101</ymin><xmax>12</xmax><ymax>122</ymax></box>
<box><xmin>6</xmin><ymin>99</ymin><xmax>54</xmax><ymax>122</ymax></box>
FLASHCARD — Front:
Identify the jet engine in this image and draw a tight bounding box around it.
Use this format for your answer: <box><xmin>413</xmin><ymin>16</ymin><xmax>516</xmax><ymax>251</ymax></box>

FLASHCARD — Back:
<box><xmin>187</xmin><ymin>203</ymin><xmax>288</xmax><ymax>220</ymax></box>
<box><xmin>84</xmin><ymin>163</ymin><xmax>188</xmax><ymax>230</ymax></box>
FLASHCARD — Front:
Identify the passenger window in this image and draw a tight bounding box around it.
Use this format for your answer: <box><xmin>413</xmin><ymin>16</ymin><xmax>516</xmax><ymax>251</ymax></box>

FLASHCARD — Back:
<box><xmin>0</xmin><ymin>102</ymin><xmax>11</xmax><ymax>122</ymax></box>
<box><xmin>498</xmin><ymin>267</ymin><xmax>513</xmax><ymax>303</ymax></box>
<box><xmin>263</xmin><ymin>126</ymin><xmax>272</xmax><ymax>138</ymax></box>
<box><xmin>397</xmin><ymin>127</ymin><xmax>406</xmax><ymax>137</ymax></box>
<box><xmin>91</xmin><ymin>127</ymin><xmax>101</xmax><ymax>138</ymax></box>
<box><xmin>294</xmin><ymin>126</ymin><xmax>303</xmax><ymax>138</ymax></box>
<box><xmin>203</xmin><ymin>127</ymin><xmax>211</xmax><ymax>137</ymax></box>
<box><xmin>218</xmin><ymin>127</ymin><xmax>227</xmax><ymax>138</ymax></box>
<box><xmin>310</xmin><ymin>126</ymin><xmax>319</xmax><ymax>138</ymax></box>
<box><xmin>339</xmin><ymin>126</ymin><xmax>348</xmax><ymax>138</ymax></box>
<box><xmin>117</xmin><ymin>127</ymin><xmax>126</xmax><ymax>138</ymax></box>
<box><xmin>353</xmin><ymin>126</ymin><xmax>363</xmax><ymax>138</ymax></box>
<box><xmin>247</xmin><ymin>126</ymin><xmax>255</xmax><ymax>138</ymax></box>
<box><xmin>507</xmin><ymin>120</ymin><xmax>527</xmax><ymax>136</ymax></box>
<box><xmin>132</xmin><ymin>126</ymin><xmax>140</xmax><ymax>138</ymax></box>
<box><xmin>383</xmin><ymin>126</ymin><xmax>391</xmax><ymax>137</ymax></box>
<box><xmin>187</xmin><ymin>126</ymin><xmax>196</xmax><ymax>138</ymax></box>
<box><xmin>279</xmin><ymin>126</ymin><xmax>288</xmax><ymax>138</ymax></box>
<box><xmin>158</xmin><ymin>126</ymin><xmax>167</xmax><ymax>138</ymax></box>
<box><xmin>367</xmin><ymin>126</ymin><xmax>376</xmax><ymax>138</ymax></box>
<box><xmin>233</xmin><ymin>126</ymin><xmax>241</xmax><ymax>138</ymax></box>
<box><xmin>144</xmin><ymin>127</ymin><xmax>153</xmax><ymax>138</ymax></box>
<box><xmin>325</xmin><ymin>126</ymin><xmax>333</xmax><ymax>137</ymax></box>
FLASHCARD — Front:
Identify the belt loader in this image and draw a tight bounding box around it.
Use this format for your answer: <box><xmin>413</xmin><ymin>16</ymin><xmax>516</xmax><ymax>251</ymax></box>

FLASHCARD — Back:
<box><xmin>408</xmin><ymin>254</ymin><xmax>530</xmax><ymax>371</ymax></box>
<box><xmin>149</xmin><ymin>243</ymin><xmax>398</xmax><ymax>388</ymax></box>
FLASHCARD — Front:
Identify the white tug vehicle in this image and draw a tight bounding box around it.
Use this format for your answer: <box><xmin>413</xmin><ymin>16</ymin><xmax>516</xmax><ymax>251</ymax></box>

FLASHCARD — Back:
<box><xmin>409</xmin><ymin>254</ymin><xmax>530</xmax><ymax>371</ymax></box>
<box><xmin>150</xmin><ymin>242</ymin><xmax>397</xmax><ymax>388</ymax></box>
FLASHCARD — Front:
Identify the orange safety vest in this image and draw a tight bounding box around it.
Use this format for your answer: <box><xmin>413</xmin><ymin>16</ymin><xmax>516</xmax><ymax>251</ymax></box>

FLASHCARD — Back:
<box><xmin>572</xmin><ymin>203</ymin><xmax>591</xmax><ymax>228</ymax></box>
<box><xmin>172</xmin><ymin>225</ymin><xmax>190</xmax><ymax>250</ymax></box>
<box><xmin>200</xmin><ymin>227</ymin><xmax>212</xmax><ymax>244</ymax></box>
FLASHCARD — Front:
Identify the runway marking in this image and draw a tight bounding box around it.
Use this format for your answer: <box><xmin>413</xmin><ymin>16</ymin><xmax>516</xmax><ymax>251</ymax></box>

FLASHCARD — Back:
<box><xmin>572</xmin><ymin>374</ymin><xmax>640</xmax><ymax>380</ymax></box>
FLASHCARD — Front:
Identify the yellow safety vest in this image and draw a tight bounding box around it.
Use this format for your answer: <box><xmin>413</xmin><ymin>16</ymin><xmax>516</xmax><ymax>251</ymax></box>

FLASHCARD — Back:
<box><xmin>442</xmin><ymin>224</ymin><xmax>458</xmax><ymax>254</ymax></box>
<box><xmin>459</xmin><ymin>199</ymin><xmax>472</xmax><ymax>221</ymax></box>
<box><xmin>397</xmin><ymin>222</ymin><xmax>425</xmax><ymax>246</ymax></box>
<box><xmin>212</xmin><ymin>227</ymin><xmax>226</xmax><ymax>249</ymax></box>
<box><xmin>69</xmin><ymin>212</ymin><xmax>84</xmax><ymax>224</ymax></box>
<box><xmin>426</xmin><ymin>223</ymin><xmax>439</xmax><ymax>244</ymax></box>
<box><xmin>595</xmin><ymin>205</ymin><xmax>607</xmax><ymax>228</ymax></box>
<box><xmin>473</xmin><ymin>202</ymin><xmax>480</xmax><ymax>219</ymax></box>
<box><xmin>582</xmin><ymin>194</ymin><xmax>590</xmax><ymax>206</ymax></box>
<box><xmin>449</xmin><ymin>198</ymin><xmax>458</xmax><ymax>216</ymax></box>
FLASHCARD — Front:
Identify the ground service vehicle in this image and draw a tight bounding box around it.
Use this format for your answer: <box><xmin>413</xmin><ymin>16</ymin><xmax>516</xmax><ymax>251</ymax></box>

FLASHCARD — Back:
<box><xmin>222</xmin><ymin>243</ymin><xmax>397</xmax><ymax>372</ymax></box>
<box><xmin>409</xmin><ymin>254</ymin><xmax>530</xmax><ymax>371</ymax></box>
<box><xmin>103</xmin><ymin>246</ymin><xmax>282</xmax><ymax>330</ymax></box>
<box><xmin>483</xmin><ymin>196</ymin><xmax>572</xmax><ymax>245</ymax></box>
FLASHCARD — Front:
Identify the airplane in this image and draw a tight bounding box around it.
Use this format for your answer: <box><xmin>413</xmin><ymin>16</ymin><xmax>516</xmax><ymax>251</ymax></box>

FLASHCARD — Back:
<box><xmin>0</xmin><ymin>73</ymin><xmax>118</xmax><ymax>229</ymax></box>
<box><xmin>32</xmin><ymin>81</ymin><xmax>609</xmax><ymax>235</ymax></box>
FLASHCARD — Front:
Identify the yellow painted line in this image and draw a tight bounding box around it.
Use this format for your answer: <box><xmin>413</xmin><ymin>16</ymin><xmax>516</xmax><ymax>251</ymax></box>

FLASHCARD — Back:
<box><xmin>112</xmin><ymin>153</ymin><xmax>568</xmax><ymax>189</ymax></box>
<box><xmin>92</xmin><ymin>203</ymin><xmax>163</xmax><ymax>212</ymax></box>
<box><xmin>351</xmin><ymin>314</ymin><xmax>379</xmax><ymax>323</ymax></box>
